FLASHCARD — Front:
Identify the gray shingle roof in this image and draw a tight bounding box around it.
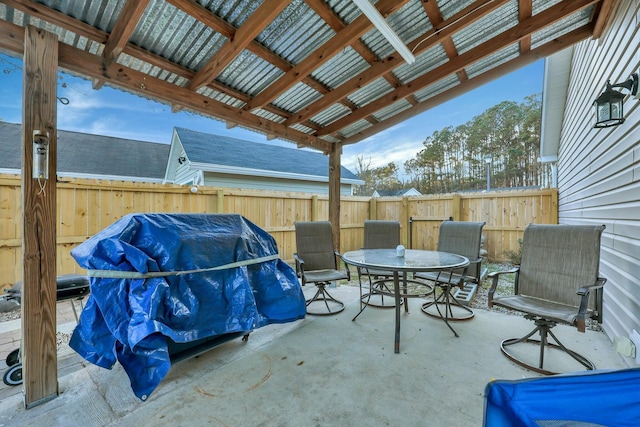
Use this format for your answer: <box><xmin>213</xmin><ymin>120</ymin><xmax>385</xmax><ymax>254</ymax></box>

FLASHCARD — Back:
<box><xmin>0</xmin><ymin>122</ymin><xmax>170</xmax><ymax>180</ymax></box>
<box><xmin>175</xmin><ymin>127</ymin><xmax>360</xmax><ymax>181</ymax></box>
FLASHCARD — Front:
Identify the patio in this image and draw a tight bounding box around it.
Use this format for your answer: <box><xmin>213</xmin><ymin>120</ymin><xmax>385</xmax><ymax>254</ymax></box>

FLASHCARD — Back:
<box><xmin>0</xmin><ymin>283</ymin><xmax>627</xmax><ymax>426</ymax></box>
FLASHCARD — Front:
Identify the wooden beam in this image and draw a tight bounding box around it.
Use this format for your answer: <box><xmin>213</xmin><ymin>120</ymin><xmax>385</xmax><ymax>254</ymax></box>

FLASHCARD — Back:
<box><xmin>245</xmin><ymin>0</ymin><xmax>409</xmax><ymax>111</ymax></box>
<box><xmin>7</xmin><ymin>0</ymin><xmax>334</xmax><ymax>116</ymax></box>
<box><xmin>340</xmin><ymin>25</ymin><xmax>594</xmax><ymax>145</ymax></box>
<box><xmin>165</xmin><ymin>0</ymin><xmax>332</xmax><ymax>95</ymax></box>
<box><xmin>21</xmin><ymin>25</ymin><xmax>58</xmax><ymax>409</ymax></box>
<box><xmin>102</xmin><ymin>0</ymin><xmax>151</xmax><ymax>67</ymax></box>
<box><xmin>285</xmin><ymin>0</ymin><xmax>508</xmax><ymax>126</ymax></box>
<box><xmin>187</xmin><ymin>0</ymin><xmax>290</xmax><ymax>91</ymax></box>
<box><xmin>422</xmin><ymin>0</ymin><xmax>468</xmax><ymax>83</ymax></box>
<box><xmin>518</xmin><ymin>0</ymin><xmax>533</xmax><ymax>53</ymax></box>
<box><xmin>592</xmin><ymin>0</ymin><xmax>616</xmax><ymax>39</ymax></box>
<box><xmin>316</xmin><ymin>0</ymin><xmax>597</xmax><ymax>137</ymax></box>
<box><xmin>328</xmin><ymin>144</ymin><xmax>341</xmax><ymax>252</ymax></box>
<box><xmin>305</xmin><ymin>0</ymin><xmax>378</xmax><ymax>64</ymax></box>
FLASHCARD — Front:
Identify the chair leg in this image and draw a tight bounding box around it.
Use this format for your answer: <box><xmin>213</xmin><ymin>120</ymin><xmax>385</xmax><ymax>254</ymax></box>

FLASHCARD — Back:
<box><xmin>500</xmin><ymin>317</ymin><xmax>596</xmax><ymax>375</ymax></box>
<box><xmin>305</xmin><ymin>282</ymin><xmax>345</xmax><ymax>316</ymax></box>
<box><xmin>421</xmin><ymin>284</ymin><xmax>474</xmax><ymax>337</ymax></box>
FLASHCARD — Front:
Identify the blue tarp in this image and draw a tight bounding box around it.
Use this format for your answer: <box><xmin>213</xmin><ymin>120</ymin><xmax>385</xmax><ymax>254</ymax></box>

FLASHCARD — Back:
<box><xmin>484</xmin><ymin>368</ymin><xmax>640</xmax><ymax>426</ymax></box>
<box><xmin>69</xmin><ymin>213</ymin><xmax>306</xmax><ymax>400</ymax></box>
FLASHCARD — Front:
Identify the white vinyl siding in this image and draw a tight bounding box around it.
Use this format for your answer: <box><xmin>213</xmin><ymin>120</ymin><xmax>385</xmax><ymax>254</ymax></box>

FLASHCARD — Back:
<box><xmin>558</xmin><ymin>0</ymin><xmax>640</xmax><ymax>346</ymax></box>
<box><xmin>203</xmin><ymin>172</ymin><xmax>353</xmax><ymax>195</ymax></box>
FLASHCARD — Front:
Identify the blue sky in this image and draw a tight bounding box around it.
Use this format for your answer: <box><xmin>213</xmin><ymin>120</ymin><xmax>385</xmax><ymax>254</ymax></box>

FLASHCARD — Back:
<box><xmin>0</xmin><ymin>52</ymin><xmax>543</xmax><ymax>176</ymax></box>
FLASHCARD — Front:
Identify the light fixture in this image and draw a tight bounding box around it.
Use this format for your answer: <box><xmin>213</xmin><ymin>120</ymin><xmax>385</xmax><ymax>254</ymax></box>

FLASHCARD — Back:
<box><xmin>352</xmin><ymin>0</ymin><xmax>415</xmax><ymax>64</ymax></box>
<box><xmin>178</xmin><ymin>156</ymin><xmax>186</xmax><ymax>164</ymax></box>
<box><xmin>593</xmin><ymin>73</ymin><xmax>638</xmax><ymax>128</ymax></box>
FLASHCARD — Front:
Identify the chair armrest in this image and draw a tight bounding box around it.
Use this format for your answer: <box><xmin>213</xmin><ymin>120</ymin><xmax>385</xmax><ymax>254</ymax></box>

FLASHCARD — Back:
<box><xmin>487</xmin><ymin>267</ymin><xmax>519</xmax><ymax>308</ymax></box>
<box><xmin>335</xmin><ymin>251</ymin><xmax>351</xmax><ymax>281</ymax></box>
<box><xmin>462</xmin><ymin>257</ymin><xmax>483</xmax><ymax>283</ymax></box>
<box><xmin>293</xmin><ymin>253</ymin><xmax>306</xmax><ymax>285</ymax></box>
<box><xmin>576</xmin><ymin>277</ymin><xmax>607</xmax><ymax>329</ymax></box>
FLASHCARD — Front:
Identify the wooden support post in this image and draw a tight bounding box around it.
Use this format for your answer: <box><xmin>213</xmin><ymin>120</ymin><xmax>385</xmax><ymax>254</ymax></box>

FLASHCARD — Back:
<box><xmin>328</xmin><ymin>144</ymin><xmax>341</xmax><ymax>251</ymax></box>
<box><xmin>21</xmin><ymin>25</ymin><xmax>58</xmax><ymax>408</ymax></box>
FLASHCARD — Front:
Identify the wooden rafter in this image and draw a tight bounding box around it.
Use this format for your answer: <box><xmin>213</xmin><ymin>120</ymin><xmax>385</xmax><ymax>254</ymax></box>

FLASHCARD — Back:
<box><xmin>422</xmin><ymin>0</ymin><xmax>468</xmax><ymax>83</ymax></box>
<box><xmin>285</xmin><ymin>0</ymin><xmax>509</xmax><ymax>127</ymax></box>
<box><xmin>317</xmin><ymin>0</ymin><xmax>598</xmax><ymax>138</ymax></box>
<box><xmin>166</xmin><ymin>0</ymin><xmax>332</xmax><ymax>97</ymax></box>
<box><xmin>102</xmin><ymin>0</ymin><xmax>151</xmax><ymax>67</ymax></box>
<box><xmin>305</xmin><ymin>0</ymin><xmax>403</xmax><ymax>92</ymax></box>
<box><xmin>592</xmin><ymin>0</ymin><xmax>617</xmax><ymax>38</ymax></box>
<box><xmin>518</xmin><ymin>0</ymin><xmax>533</xmax><ymax>53</ymax></box>
<box><xmin>341</xmin><ymin>25</ymin><xmax>593</xmax><ymax>145</ymax></box>
<box><xmin>186</xmin><ymin>0</ymin><xmax>290</xmax><ymax>91</ymax></box>
<box><xmin>244</xmin><ymin>0</ymin><xmax>410</xmax><ymax>111</ymax></box>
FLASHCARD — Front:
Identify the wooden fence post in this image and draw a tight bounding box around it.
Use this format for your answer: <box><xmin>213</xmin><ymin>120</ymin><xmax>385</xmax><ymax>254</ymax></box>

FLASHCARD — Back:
<box><xmin>451</xmin><ymin>194</ymin><xmax>461</xmax><ymax>220</ymax></box>
<box><xmin>311</xmin><ymin>195</ymin><xmax>318</xmax><ymax>221</ymax></box>
<box><xmin>216</xmin><ymin>189</ymin><xmax>224</xmax><ymax>213</ymax></box>
<box><xmin>401</xmin><ymin>196</ymin><xmax>409</xmax><ymax>246</ymax></box>
<box><xmin>369</xmin><ymin>197</ymin><xmax>377</xmax><ymax>220</ymax></box>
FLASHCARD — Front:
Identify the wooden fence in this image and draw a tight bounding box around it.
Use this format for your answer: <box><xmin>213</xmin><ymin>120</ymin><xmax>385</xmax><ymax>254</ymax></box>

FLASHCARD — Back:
<box><xmin>0</xmin><ymin>174</ymin><xmax>558</xmax><ymax>290</ymax></box>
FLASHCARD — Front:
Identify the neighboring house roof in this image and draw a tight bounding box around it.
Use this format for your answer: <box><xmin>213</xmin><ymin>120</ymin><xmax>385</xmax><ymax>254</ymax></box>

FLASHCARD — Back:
<box><xmin>168</xmin><ymin>127</ymin><xmax>363</xmax><ymax>185</ymax></box>
<box><xmin>0</xmin><ymin>122</ymin><xmax>170</xmax><ymax>181</ymax></box>
<box><xmin>372</xmin><ymin>188</ymin><xmax>422</xmax><ymax>197</ymax></box>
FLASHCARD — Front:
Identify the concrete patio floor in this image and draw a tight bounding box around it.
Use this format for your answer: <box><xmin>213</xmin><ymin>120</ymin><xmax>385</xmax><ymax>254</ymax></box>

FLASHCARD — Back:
<box><xmin>0</xmin><ymin>284</ymin><xmax>630</xmax><ymax>426</ymax></box>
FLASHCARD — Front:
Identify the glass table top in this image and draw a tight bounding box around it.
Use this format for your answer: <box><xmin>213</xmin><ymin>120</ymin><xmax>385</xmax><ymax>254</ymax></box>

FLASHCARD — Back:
<box><xmin>341</xmin><ymin>249</ymin><xmax>469</xmax><ymax>272</ymax></box>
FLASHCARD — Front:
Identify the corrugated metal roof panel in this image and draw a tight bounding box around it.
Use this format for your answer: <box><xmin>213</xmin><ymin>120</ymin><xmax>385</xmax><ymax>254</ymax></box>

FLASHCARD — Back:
<box><xmin>414</xmin><ymin>74</ymin><xmax>460</xmax><ymax>102</ymax></box>
<box><xmin>310</xmin><ymin>103</ymin><xmax>352</xmax><ymax>127</ymax></box>
<box><xmin>338</xmin><ymin>119</ymin><xmax>372</xmax><ymax>139</ymax></box>
<box><xmin>328</xmin><ymin>0</ymin><xmax>363</xmax><ymax>25</ymax></box>
<box><xmin>532</xmin><ymin>0</ymin><xmax>563</xmax><ymax>15</ymax></box>
<box><xmin>348</xmin><ymin>77</ymin><xmax>393</xmax><ymax>108</ymax></box>
<box><xmin>452</xmin><ymin>0</ymin><xmax>518</xmax><ymax>55</ymax></box>
<box><xmin>253</xmin><ymin>108</ymin><xmax>286</xmax><ymax>124</ymax></box>
<box><xmin>372</xmin><ymin>99</ymin><xmax>412</xmax><ymax>122</ymax></box>
<box><xmin>393</xmin><ymin>44</ymin><xmax>448</xmax><ymax>84</ymax></box>
<box><xmin>218</xmin><ymin>52</ymin><xmax>283</xmax><ymax>96</ymax></box>
<box><xmin>197</xmin><ymin>87</ymin><xmax>245</xmax><ymax>109</ymax></box>
<box><xmin>208</xmin><ymin>0</ymin><xmax>259</xmax><ymax>27</ymax></box>
<box><xmin>311</xmin><ymin>47</ymin><xmax>369</xmax><ymax>90</ymax></box>
<box><xmin>466</xmin><ymin>44</ymin><xmax>519</xmax><ymax>79</ymax></box>
<box><xmin>290</xmin><ymin>123</ymin><xmax>316</xmax><ymax>135</ymax></box>
<box><xmin>531</xmin><ymin>7</ymin><xmax>595</xmax><ymax>50</ymax></box>
<box><xmin>273</xmin><ymin>82</ymin><xmax>320</xmax><ymax>112</ymax></box>
<box><xmin>439</xmin><ymin>0</ymin><xmax>474</xmax><ymax>20</ymax></box>
<box><xmin>259</xmin><ymin>0</ymin><xmax>333</xmax><ymax>65</ymax></box>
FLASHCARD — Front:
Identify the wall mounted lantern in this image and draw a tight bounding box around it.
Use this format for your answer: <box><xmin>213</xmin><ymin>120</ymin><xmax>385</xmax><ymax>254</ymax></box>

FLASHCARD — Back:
<box><xmin>593</xmin><ymin>73</ymin><xmax>638</xmax><ymax>128</ymax></box>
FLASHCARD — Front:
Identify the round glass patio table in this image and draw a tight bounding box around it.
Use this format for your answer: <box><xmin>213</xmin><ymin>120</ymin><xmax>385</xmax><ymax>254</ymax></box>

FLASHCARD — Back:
<box><xmin>341</xmin><ymin>249</ymin><xmax>469</xmax><ymax>354</ymax></box>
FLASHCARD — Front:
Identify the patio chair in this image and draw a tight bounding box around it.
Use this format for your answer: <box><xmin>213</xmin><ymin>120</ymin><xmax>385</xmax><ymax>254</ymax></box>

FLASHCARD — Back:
<box><xmin>487</xmin><ymin>223</ymin><xmax>606</xmax><ymax>375</ymax></box>
<box><xmin>416</xmin><ymin>220</ymin><xmax>485</xmax><ymax>337</ymax></box>
<box><xmin>294</xmin><ymin>221</ymin><xmax>350</xmax><ymax>315</ymax></box>
<box><xmin>359</xmin><ymin>220</ymin><xmax>401</xmax><ymax>308</ymax></box>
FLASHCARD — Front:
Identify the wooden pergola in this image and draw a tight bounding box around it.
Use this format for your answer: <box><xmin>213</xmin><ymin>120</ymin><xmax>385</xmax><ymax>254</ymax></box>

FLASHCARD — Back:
<box><xmin>0</xmin><ymin>0</ymin><xmax>613</xmax><ymax>407</ymax></box>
